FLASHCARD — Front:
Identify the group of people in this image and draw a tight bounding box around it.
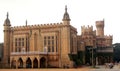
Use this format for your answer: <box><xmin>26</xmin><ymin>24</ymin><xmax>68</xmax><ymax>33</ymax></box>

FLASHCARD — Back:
<box><xmin>105</xmin><ymin>62</ymin><xmax>120</xmax><ymax>69</ymax></box>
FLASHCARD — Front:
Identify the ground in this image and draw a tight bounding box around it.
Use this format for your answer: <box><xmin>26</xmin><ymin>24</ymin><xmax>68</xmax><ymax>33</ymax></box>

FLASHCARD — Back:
<box><xmin>0</xmin><ymin>68</ymin><xmax>90</xmax><ymax>71</ymax></box>
<box><xmin>0</xmin><ymin>67</ymin><xmax>90</xmax><ymax>71</ymax></box>
<box><xmin>1</xmin><ymin>65</ymin><xmax>120</xmax><ymax>71</ymax></box>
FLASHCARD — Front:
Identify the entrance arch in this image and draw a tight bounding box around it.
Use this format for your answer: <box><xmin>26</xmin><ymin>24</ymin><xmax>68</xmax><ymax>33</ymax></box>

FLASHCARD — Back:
<box><xmin>11</xmin><ymin>58</ymin><xmax>16</xmax><ymax>68</ymax></box>
<box><xmin>33</xmin><ymin>58</ymin><xmax>38</xmax><ymax>68</ymax></box>
<box><xmin>18</xmin><ymin>58</ymin><xmax>23</xmax><ymax>68</ymax></box>
<box><xmin>26</xmin><ymin>57</ymin><xmax>32</xmax><ymax>68</ymax></box>
<box><xmin>40</xmin><ymin>57</ymin><xmax>46</xmax><ymax>68</ymax></box>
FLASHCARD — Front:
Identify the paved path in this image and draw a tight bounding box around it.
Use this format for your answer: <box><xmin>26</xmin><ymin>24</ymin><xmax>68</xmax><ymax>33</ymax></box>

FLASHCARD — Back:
<box><xmin>0</xmin><ymin>67</ymin><xmax>90</xmax><ymax>71</ymax></box>
<box><xmin>89</xmin><ymin>65</ymin><xmax>120</xmax><ymax>71</ymax></box>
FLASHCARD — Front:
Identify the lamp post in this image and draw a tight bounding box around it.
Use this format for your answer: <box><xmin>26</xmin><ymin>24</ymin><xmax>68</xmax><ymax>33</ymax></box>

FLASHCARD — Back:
<box><xmin>92</xmin><ymin>47</ymin><xmax>97</xmax><ymax>67</ymax></box>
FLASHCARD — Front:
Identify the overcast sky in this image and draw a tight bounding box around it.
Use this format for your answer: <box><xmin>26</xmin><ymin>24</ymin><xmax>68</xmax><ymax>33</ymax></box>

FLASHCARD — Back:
<box><xmin>0</xmin><ymin>0</ymin><xmax>120</xmax><ymax>44</ymax></box>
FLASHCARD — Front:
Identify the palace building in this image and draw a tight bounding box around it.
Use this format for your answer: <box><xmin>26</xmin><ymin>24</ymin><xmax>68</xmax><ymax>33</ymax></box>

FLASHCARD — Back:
<box><xmin>2</xmin><ymin>6</ymin><xmax>113</xmax><ymax>68</ymax></box>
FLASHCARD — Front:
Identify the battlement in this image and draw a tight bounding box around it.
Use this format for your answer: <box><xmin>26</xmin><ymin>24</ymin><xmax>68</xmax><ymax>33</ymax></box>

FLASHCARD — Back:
<box><xmin>81</xmin><ymin>25</ymin><xmax>93</xmax><ymax>30</ymax></box>
<box><xmin>81</xmin><ymin>25</ymin><xmax>94</xmax><ymax>35</ymax></box>
<box><xmin>104</xmin><ymin>35</ymin><xmax>113</xmax><ymax>39</ymax></box>
<box><xmin>11</xmin><ymin>22</ymin><xmax>64</xmax><ymax>30</ymax></box>
<box><xmin>96</xmin><ymin>20</ymin><xmax>104</xmax><ymax>27</ymax></box>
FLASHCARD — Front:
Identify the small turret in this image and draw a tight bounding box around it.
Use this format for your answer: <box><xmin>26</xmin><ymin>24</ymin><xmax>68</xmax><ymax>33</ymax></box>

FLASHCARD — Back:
<box><xmin>96</xmin><ymin>19</ymin><xmax>104</xmax><ymax>36</ymax></box>
<box><xmin>3</xmin><ymin>12</ymin><xmax>11</xmax><ymax>67</ymax></box>
<box><xmin>62</xmin><ymin>5</ymin><xmax>71</xmax><ymax>25</ymax></box>
<box><xmin>4</xmin><ymin>12</ymin><xmax>11</xmax><ymax>26</ymax></box>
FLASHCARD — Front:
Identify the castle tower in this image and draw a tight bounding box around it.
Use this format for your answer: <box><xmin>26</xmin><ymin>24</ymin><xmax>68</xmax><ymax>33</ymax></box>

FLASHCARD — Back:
<box><xmin>60</xmin><ymin>6</ymin><xmax>73</xmax><ymax>67</ymax></box>
<box><xmin>62</xmin><ymin>5</ymin><xmax>71</xmax><ymax>25</ymax></box>
<box><xmin>3</xmin><ymin>12</ymin><xmax>11</xmax><ymax>67</ymax></box>
<box><xmin>96</xmin><ymin>19</ymin><xmax>104</xmax><ymax>36</ymax></box>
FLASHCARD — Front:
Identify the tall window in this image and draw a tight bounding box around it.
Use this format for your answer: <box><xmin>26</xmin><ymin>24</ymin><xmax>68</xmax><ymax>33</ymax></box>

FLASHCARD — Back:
<box><xmin>48</xmin><ymin>46</ymin><xmax>50</xmax><ymax>52</ymax></box>
<box><xmin>56</xmin><ymin>36</ymin><xmax>58</xmax><ymax>52</ymax></box>
<box><xmin>52</xmin><ymin>46</ymin><xmax>54</xmax><ymax>52</ymax></box>
<box><xmin>44</xmin><ymin>36</ymin><xmax>46</xmax><ymax>46</ymax></box>
<box><xmin>15</xmin><ymin>38</ymin><xmax>17</xmax><ymax>47</ymax></box>
<box><xmin>15</xmin><ymin>37</ymin><xmax>25</xmax><ymax>52</ymax></box>
<box><xmin>22</xmin><ymin>38</ymin><xmax>24</xmax><ymax>46</ymax></box>
<box><xmin>19</xmin><ymin>38</ymin><xmax>21</xmax><ymax>46</ymax></box>
<box><xmin>44</xmin><ymin>36</ymin><xmax>56</xmax><ymax>52</ymax></box>
<box><xmin>52</xmin><ymin>36</ymin><xmax>54</xmax><ymax>52</ymax></box>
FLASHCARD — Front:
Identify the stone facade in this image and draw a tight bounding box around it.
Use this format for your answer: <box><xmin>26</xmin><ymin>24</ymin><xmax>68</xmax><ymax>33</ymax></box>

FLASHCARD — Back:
<box><xmin>2</xmin><ymin>6</ymin><xmax>113</xmax><ymax>68</ymax></box>
<box><xmin>77</xmin><ymin>20</ymin><xmax>113</xmax><ymax>65</ymax></box>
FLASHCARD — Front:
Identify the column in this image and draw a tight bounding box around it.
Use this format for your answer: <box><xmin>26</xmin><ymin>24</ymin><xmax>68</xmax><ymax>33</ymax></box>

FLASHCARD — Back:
<box><xmin>16</xmin><ymin>61</ymin><xmax>18</xmax><ymax>69</ymax></box>
<box><xmin>96</xmin><ymin>57</ymin><xmax>98</xmax><ymax>66</ymax></box>
<box><xmin>38</xmin><ymin>60</ymin><xmax>40</xmax><ymax>68</ymax></box>
<box><xmin>23</xmin><ymin>62</ymin><xmax>26</xmax><ymax>68</ymax></box>
<box><xmin>32</xmin><ymin>60</ymin><xmax>33</xmax><ymax>68</ymax></box>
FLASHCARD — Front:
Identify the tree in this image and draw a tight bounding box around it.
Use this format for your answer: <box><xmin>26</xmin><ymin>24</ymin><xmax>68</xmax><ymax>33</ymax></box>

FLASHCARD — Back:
<box><xmin>113</xmin><ymin>43</ymin><xmax>120</xmax><ymax>62</ymax></box>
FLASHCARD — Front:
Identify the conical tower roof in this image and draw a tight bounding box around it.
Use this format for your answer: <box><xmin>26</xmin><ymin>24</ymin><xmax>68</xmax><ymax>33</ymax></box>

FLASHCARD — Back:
<box><xmin>62</xmin><ymin>6</ymin><xmax>71</xmax><ymax>21</ymax></box>
<box><xmin>4</xmin><ymin>12</ymin><xmax>11</xmax><ymax>26</ymax></box>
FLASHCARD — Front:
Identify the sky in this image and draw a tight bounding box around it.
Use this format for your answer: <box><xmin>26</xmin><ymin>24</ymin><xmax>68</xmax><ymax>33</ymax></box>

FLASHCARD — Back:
<box><xmin>0</xmin><ymin>0</ymin><xmax>120</xmax><ymax>44</ymax></box>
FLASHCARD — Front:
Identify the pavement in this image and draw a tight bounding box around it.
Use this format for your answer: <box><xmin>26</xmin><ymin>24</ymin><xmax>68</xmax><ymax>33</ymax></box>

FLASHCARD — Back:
<box><xmin>89</xmin><ymin>65</ymin><xmax>120</xmax><ymax>71</ymax></box>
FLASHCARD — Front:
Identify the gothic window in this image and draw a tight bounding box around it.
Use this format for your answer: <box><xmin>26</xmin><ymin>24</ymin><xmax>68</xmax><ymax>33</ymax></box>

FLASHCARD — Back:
<box><xmin>48</xmin><ymin>36</ymin><xmax>50</xmax><ymax>39</ymax></box>
<box><xmin>52</xmin><ymin>40</ymin><xmax>54</xmax><ymax>45</ymax></box>
<box><xmin>52</xmin><ymin>36</ymin><xmax>54</xmax><ymax>39</ymax></box>
<box><xmin>56</xmin><ymin>36</ymin><xmax>58</xmax><ymax>52</ymax></box>
<box><xmin>22</xmin><ymin>38</ymin><xmax>24</xmax><ymax>46</ymax></box>
<box><xmin>48</xmin><ymin>46</ymin><xmax>50</xmax><ymax>52</ymax></box>
<box><xmin>26</xmin><ymin>38</ymin><xmax>29</xmax><ymax>52</ymax></box>
<box><xmin>15</xmin><ymin>38</ymin><xmax>17</xmax><ymax>47</ymax></box>
<box><xmin>48</xmin><ymin>40</ymin><xmax>50</xmax><ymax>45</ymax></box>
<box><xmin>52</xmin><ymin>46</ymin><xmax>54</xmax><ymax>52</ymax></box>
<box><xmin>44</xmin><ymin>36</ymin><xmax>46</xmax><ymax>46</ymax></box>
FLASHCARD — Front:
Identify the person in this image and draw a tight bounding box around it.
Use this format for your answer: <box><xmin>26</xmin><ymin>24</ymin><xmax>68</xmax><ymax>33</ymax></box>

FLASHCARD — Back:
<box><xmin>109</xmin><ymin>63</ymin><xmax>113</xmax><ymax>69</ymax></box>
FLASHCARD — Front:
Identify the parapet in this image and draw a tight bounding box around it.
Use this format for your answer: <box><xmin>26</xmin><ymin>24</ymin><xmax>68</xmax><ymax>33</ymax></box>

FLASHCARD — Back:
<box><xmin>96</xmin><ymin>20</ymin><xmax>104</xmax><ymax>27</ymax></box>
<box><xmin>12</xmin><ymin>22</ymin><xmax>64</xmax><ymax>30</ymax></box>
<box><xmin>81</xmin><ymin>25</ymin><xmax>94</xmax><ymax>35</ymax></box>
<box><xmin>104</xmin><ymin>35</ymin><xmax>113</xmax><ymax>40</ymax></box>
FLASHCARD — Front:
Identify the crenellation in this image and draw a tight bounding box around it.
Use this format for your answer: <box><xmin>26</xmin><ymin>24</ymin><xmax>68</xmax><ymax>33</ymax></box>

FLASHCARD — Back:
<box><xmin>104</xmin><ymin>35</ymin><xmax>113</xmax><ymax>39</ymax></box>
<box><xmin>12</xmin><ymin>22</ymin><xmax>67</xmax><ymax>31</ymax></box>
<box><xmin>81</xmin><ymin>25</ymin><xmax>94</xmax><ymax>35</ymax></box>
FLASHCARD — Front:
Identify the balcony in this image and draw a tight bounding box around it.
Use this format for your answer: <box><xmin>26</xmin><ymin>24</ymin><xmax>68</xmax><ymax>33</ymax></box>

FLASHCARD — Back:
<box><xmin>97</xmin><ymin>47</ymin><xmax>113</xmax><ymax>53</ymax></box>
<box><xmin>11</xmin><ymin>51</ymin><xmax>58</xmax><ymax>56</ymax></box>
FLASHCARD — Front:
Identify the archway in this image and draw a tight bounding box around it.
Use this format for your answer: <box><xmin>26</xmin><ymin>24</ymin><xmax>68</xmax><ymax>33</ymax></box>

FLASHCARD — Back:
<box><xmin>18</xmin><ymin>58</ymin><xmax>23</xmax><ymax>68</ymax></box>
<box><xmin>40</xmin><ymin>57</ymin><xmax>46</xmax><ymax>68</ymax></box>
<box><xmin>11</xmin><ymin>58</ymin><xmax>16</xmax><ymax>68</ymax></box>
<box><xmin>26</xmin><ymin>57</ymin><xmax>32</xmax><ymax>68</ymax></box>
<box><xmin>33</xmin><ymin>58</ymin><xmax>38</xmax><ymax>68</ymax></box>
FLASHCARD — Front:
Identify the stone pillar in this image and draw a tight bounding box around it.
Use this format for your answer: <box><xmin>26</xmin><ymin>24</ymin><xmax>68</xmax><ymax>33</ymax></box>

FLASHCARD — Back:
<box><xmin>96</xmin><ymin>57</ymin><xmax>98</xmax><ymax>66</ymax></box>
<box><xmin>32</xmin><ymin>60</ymin><xmax>33</xmax><ymax>68</ymax></box>
<box><xmin>23</xmin><ymin>62</ymin><xmax>26</xmax><ymax>68</ymax></box>
<box><xmin>38</xmin><ymin>60</ymin><xmax>40</xmax><ymax>68</ymax></box>
<box><xmin>16</xmin><ymin>61</ymin><xmax>18</xmax><ymax>69</ymax></box>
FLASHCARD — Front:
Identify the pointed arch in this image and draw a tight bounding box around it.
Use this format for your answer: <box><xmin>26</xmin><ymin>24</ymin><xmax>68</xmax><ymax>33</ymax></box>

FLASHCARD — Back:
<box><xmin>18</xmin><ymin>57</ymin><xmax>23</xmax><ymax>68</ymax></box>
<box><xmin>26</xmin><ymin>57</ymin><xmax>32</xmax><ymax>68</ymax></box>
<box><xmin>40</xmin><ymin>57</ymin><xmax>46</xmax><ymax>68</ymax></box>
<box><xmin>33</xmin><ymin>58</ymin><xmax>38</xmax><ymax>68</ymax></box>
<box><xmin>11</xmin><ymin>58</ymin><xmax>16</xmax><ymax>68</ymax></box>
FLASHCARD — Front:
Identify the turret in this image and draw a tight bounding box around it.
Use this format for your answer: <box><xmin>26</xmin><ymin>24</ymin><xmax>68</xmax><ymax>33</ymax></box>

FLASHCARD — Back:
<box><xmin>96</xmin><ymin>19</ymin><xmax>104</xmax><ymax>36</ymax></box>
<box><xmin>3</xmin><ymin>12</ymin><xmax>11</xmax><ymax>67</ymax></box>
<box><xmin>62</xmin><ymin>5</ymin><xmax>71</xmax><ymax>25</ymax></box>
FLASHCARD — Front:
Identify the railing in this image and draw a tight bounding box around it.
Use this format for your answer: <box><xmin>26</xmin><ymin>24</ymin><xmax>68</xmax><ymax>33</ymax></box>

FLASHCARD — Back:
<box><xmin>11</xmin><ymin>51</ymin><xmax>58</xmax><ymax>55</ymax></box>
<box><xmin>97</xmin><ymin>49</ymin><xmax>113</xmax><ymax>52</ymax></box>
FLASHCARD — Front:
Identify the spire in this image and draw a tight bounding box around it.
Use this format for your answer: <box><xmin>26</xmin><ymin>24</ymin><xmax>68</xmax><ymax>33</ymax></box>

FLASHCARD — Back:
<box><xmin>4</xmin><ymin>12</ymin><xmax>11</xmax><ymax>26</ymax></box>
<box><xmin>26</xmin><ymin>20</ymin><xmax>27</xmax><ymax>26</ymax></box>
<box><xmin>62</xmin><ymin>5</ymin><xmax>71</xmax><ymax>21</ymax></box>
<box><xmin>65</xmin><ymin>5</ymin><xmax>67</xmax><ymax>13</ymax></box>
<box><xmin>7</xmin><ymin>12</ymin><xmax>9</xmax><ymax>19</ymax></box>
